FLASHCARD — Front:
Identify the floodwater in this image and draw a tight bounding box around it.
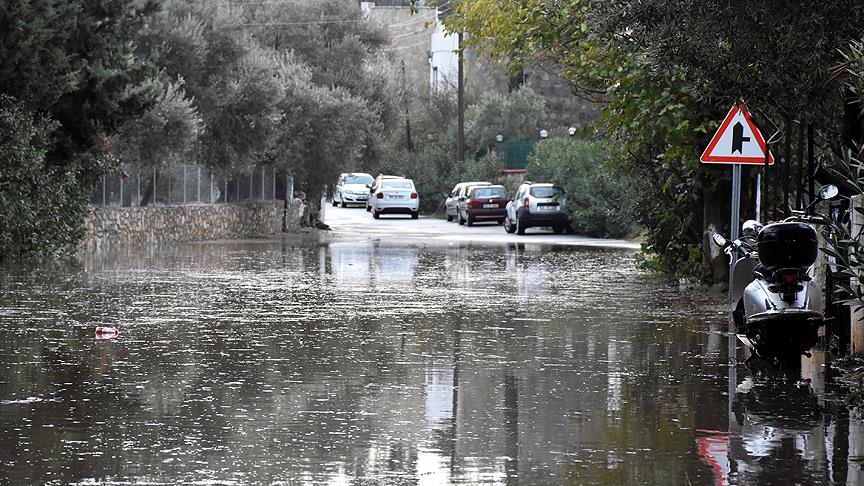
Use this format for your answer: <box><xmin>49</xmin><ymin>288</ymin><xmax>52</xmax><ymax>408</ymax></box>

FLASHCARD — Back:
<box><xmin>0</xmin><ymin>238</ymin><xmax>862</xmax><ymax>485</ymax></box>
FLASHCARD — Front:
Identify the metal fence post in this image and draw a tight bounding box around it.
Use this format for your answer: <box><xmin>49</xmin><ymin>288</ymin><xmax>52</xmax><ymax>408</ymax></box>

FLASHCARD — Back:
<box><xmin>210</xmin><ymin>174</ymin><xmax>214</xmax><ymax>204</ymax></box>
<box><xmin>272</xmin><ymin>167</ymin><xmax>276</xmax><ymax>199</ymax></box>
<box><xmin>224</xmin><ymin>179</ymin><xmax>228</xmax><ymax>203</ymax></box>
<box><xmin>167</xmin><ymin>167</ymin><xmax>172</xmax><ymax>205</ymax></box>
<box><xmin>137</xmin><ymin>169</ymin><xmax>141</xmax><ymax>207</ymax></box>
<box><xmin>261</xmin><ymin>167</ymin><xmax>265</xmax><ymax>200</ymax></box>
<box><xmin>286</xmin><ymin>175</ymin><xmax>294</xmax><ymax>201</ymax></box>
<box><xmin>249</xmin><ymin>171</ymin><xmax>254</xmax><ymax>200</ymax></box>
<box><xmin>119</xmin><ymin>175</ymin><xmax>124</xmax><ymax>207</ymax></box>
<box><xmin>182</xmin><ymin>164</ymin><xmax>187</xmax><ymax>204</ymax></box>
<box><xmin>153</xmin><ymin>169</ymin><xmax>157</xmax><ymax>206</ymax></box>
<box><xmin>102</xmin><ymin>175</ymin><xmax>106</xmax><ymax>207</ymax></box>
<box><xmin>197</xmin><ymin>166</ymin><xmax>201</xmax><ymax>203</ymax></box>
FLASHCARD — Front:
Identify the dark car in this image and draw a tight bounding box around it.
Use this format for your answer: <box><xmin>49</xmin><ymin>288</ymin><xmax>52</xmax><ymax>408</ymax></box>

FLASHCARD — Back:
<box><xmin>457</xmin><ymin>185</ymin><xmax>508</xmax><ymax>226</ymax></box>
<box><xmin>445</xmin><ymin>181</ymin><xmax>492</xmax><ymax>222</ymax></box>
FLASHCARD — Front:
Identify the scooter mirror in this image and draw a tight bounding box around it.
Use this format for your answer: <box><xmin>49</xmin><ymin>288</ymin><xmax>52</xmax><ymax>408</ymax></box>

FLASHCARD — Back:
<box><xmin>741</xmin><ymin>220</ymin><xmax>763</xmax><ymax>239</ymax></box>
<box><xmin>711</xmin><ymin>233</ymin><xmax>728</xmax><ymax>248</ymax></box>
<box><xmin>818</xmin><ymin>184</ymin><xmax>839</xmax><ymax>200</ymax></box>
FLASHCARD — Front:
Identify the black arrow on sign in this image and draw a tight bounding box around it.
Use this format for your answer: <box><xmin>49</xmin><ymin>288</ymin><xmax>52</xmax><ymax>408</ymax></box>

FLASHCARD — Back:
<box><xmin>731</xmin><ymin>122</ymin><xmax>750</xmax><ymax>154</ymax></box>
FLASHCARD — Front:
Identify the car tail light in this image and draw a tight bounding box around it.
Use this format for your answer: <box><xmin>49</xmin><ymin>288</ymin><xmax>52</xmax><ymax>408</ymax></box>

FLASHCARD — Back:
<box><xmin>523</xmin><ymin>197</ymin><xmax>530</xmax><ymax>207</ymax></box>
<box><xmin>410</xmin><ymin>192</ymin><xmax>418</xmax><ymax>199</ymax></box>
<box><xmin>376</xmin><ymin>192</ymin><xmax>384</xmax><ymax>199</ymax></box>
<box><xmin>781</xmin><ymin>271</ymin><xmax>797</xmax><ymax>284</ymax></box>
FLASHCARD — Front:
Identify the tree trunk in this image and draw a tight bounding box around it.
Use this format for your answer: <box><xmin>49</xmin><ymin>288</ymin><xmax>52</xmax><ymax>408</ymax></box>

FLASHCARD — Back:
<box><xmin>702</xmin><ymin>175</ymin><xmax>730</xmax><ymax>283</ymax></box>
<box><xmin>301</xmin><ymin>187</ymin><xmax>323</xmax><ymax>228</ymax></box>
<box><xmin>139</xmin><ymin>169</ymin><xmax>159</xmax><ymax>207</ymax></box>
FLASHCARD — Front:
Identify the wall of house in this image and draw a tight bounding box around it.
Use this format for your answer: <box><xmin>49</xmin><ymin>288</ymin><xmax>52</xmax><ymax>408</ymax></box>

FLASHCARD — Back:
<box><xmin>81</xmin><ymin>200</ymin><xmax>304</xmax><ymax>252</ymax></box>
<box><xmin>362</xmin><ymin>3</ymin><xmax>436</xmax><ymax>94</ymax></box>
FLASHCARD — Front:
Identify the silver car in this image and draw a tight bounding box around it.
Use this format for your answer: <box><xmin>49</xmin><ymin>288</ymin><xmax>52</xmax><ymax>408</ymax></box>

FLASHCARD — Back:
<box><xmin>504</xmin><ymin>183</ymin><xmax>568</xmax><ymax>235</ymax></box>
<box><xmin>365</xmin><ymin>174</ymin><xmax>403</xmax><ymax>212</ymax></box>
<box><xmin>370</xmin><ymin>178</ymin><xmax>419</xmax><ymax>219</ymax></box>
<box><xmin>333</xmin><ymin>172</ymin><xmax>374</xmax><ymax>207</ymax></box>
<box><xmin>445</xmin><ymin>181</ymin><xmax>491</xmax><ymax>222</ymax></box>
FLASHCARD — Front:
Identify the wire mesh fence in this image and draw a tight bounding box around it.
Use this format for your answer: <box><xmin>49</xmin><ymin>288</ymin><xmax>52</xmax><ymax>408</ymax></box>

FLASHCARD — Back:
<box><xmin>90</xmin><ymin>164</ymin><xmax>286</xmax><ymax>207</ymax></box>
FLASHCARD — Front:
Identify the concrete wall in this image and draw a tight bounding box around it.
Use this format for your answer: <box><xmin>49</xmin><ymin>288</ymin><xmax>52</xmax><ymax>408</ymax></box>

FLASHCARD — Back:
<box><xmin>82</xmin><ymin>200</ymin><xmax>304</xmax><ymax>252</ymax></box>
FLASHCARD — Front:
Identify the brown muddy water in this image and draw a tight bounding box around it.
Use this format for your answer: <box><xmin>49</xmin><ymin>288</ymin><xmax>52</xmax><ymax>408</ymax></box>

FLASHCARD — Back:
<box><xmin>0</xmin><ymin>238</ymin><xmax>862</xmax><ymax>485</ymax></box>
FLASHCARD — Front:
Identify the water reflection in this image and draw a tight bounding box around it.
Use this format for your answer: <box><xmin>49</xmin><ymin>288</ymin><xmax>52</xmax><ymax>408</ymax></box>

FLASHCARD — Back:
<box><xmin>0</xmin><ymin>239</ymin><xmax>860</xmax><ymax>484</ymax></box>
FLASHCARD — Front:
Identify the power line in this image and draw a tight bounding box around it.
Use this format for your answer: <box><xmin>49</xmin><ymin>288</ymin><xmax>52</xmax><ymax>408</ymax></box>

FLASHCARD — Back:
<box><xmin>390</xmin><ymin>27</ymin><xmax>435</xmax><ymax>41</ymax></box>
<box><xmin>391</xmin><ymin>40</ymin><xmax>429</xmax><ymax>51</ymax></box>
<box><xmin>233</xmin><ymin>19</ymin><xmax>368</xmax><ymax>27</ymax></box>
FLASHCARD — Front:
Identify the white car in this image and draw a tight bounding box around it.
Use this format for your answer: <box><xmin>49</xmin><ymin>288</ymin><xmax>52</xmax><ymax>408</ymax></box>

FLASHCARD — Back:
<box><xmin>333</xmin><ymin>172</ymin><xmax>374</xmax><ymax>207</ymax></box>
<box><xmin>370</xmin><ymin>178</ymin><xmax>419</xmax><ymax>219</ymax></box>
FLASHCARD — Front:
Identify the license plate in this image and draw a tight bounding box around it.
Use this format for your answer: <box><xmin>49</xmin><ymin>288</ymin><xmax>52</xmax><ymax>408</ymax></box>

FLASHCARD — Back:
<box><xmin>483</xmin><ymin>203</ymin><xmax>498</xmax><ymax>208</ymax></box>
<box><xmin>389</xmin><ymin>195</ymin><xmax>404</xmax><ymax>199</ymax></box>
<box><xmin>538</xmin><ymin>206</ymin><xmax>557</xmax><ymax>211</ymax></box>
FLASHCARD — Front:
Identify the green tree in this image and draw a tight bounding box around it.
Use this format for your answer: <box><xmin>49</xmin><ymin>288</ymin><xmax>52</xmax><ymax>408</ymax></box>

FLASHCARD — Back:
<box><xmin>527</xmin><ymin>137</ymin><xmax>638</xmax><ymax>238</ymax></box>
<box><xmin>141</xmin><ymin>0</ymin><xmax>400</xmax><ymax>223</ymax></box>
<box><xmin>0</xmin><ymin>96</ymin><xmax>91</xmax><ymax>260</ymax></box>
<box><xmin>465</xmin><ymin>87</ymin><xmax>546</xmax><ymax>156</ymax></box>
<box><xmin>0</xmin><ymin>0</ymin><xmax>163</xmax><ymax>255</ymax></box>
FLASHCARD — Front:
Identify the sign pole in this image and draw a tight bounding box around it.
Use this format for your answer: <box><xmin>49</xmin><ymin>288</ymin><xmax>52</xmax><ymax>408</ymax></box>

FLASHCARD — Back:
<box><xmin>755</xmin><ymin>172</ymin><xmax>761</xmax><ymax>222</ymax></box>
<box><xmin>730</xmin><ymin>164</ymin><xmax>741</xmax><ymax>241</ymax></box>
<box><xmin>728</xmin><ymin>162</ymin><xmax>741</xmax><ymax>440</ymax></box>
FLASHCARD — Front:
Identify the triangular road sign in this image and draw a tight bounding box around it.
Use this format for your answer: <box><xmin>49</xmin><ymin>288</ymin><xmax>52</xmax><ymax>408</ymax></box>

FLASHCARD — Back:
<box><xmin>700</xmin><ymin>102</ymin><xmax>774</xmax><ymax>165</ymax></box>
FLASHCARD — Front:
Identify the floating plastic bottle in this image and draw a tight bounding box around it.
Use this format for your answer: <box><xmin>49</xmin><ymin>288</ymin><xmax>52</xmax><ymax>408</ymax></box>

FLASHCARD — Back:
<box><xmin>95</xmin><ymin>327</ymin><xmax>119</xmax><ymax>340</ymax></box>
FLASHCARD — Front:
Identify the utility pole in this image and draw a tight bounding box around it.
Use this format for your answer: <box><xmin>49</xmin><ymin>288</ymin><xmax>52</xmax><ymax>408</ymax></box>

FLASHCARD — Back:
<box><xmin>456</xmin><ymin>31</ymin><xmax>465</xmax><ymax>177</ymax></box>
<box><xmin>401</xmin><ymin>60</ymin><xmax>413</xmax><ymax>152</ymax></box>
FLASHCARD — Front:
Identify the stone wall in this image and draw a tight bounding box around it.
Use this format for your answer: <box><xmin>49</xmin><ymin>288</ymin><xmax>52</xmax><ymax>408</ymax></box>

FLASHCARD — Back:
<box><xmin>82</xmin><ymin>200</ymin><xmax>304</xmax><ymax>252</ymax></box>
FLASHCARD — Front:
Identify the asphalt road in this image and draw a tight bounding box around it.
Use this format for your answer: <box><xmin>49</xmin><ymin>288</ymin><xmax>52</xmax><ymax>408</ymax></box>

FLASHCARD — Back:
<box><xmin>321</xmin><ymin>200</ymin><xmax>640</xmax><ymax>249</ymax></box>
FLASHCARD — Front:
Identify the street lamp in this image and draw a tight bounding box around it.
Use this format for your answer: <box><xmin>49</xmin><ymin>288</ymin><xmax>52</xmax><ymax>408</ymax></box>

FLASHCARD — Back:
<box><xmin>568</xmin><ymin>127</ymin><xmax>577</xmax><ymax>137</ymax></box>
<box><xmin>539</xmin><ymin>129</ymin><xmax>549</xmax><ymax>139</ymax></box>
<box><xmin>495</xmin><ymin>134</ymin><xmax>504</xmax><ymax>143</ymax></box>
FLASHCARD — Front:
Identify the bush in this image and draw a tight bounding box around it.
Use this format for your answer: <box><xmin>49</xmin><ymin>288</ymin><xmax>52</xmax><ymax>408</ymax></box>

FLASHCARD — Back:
<box><xmin>527</xmin><ymin>137</ymin><xmax>639</xmax><ymax>238</ymax></box>
<box><xmin>0</xmin><ymin>96</ymin><xmax>90</xmax><ymax>260</ymax></box>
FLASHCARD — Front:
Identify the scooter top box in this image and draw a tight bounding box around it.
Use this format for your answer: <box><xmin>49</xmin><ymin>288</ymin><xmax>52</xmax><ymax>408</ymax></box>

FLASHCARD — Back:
<box><xmin>756</xmin><ymin>222</ymin><xmax>818</xmax><ymax>271</ymax></box>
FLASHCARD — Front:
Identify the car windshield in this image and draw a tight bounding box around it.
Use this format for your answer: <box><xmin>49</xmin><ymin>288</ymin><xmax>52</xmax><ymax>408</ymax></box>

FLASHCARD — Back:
<box><xmin>345</xmin><ymin>175</ymin><xmax>373</xmax><ymax>185</ymax></box>
<box><xmin>381</xmin><ymin>181</ymin><xmax>413</xmax><ymax>190</ymax></box>
<box><xmin>471</xmin><ymin>187</ymin><xmax>506</xmax><ymax>198</ymax></box>
<box><xmin>530</xmin><ymin>186</ymin><xmax>564</xmax><ymax>199</ymax></box>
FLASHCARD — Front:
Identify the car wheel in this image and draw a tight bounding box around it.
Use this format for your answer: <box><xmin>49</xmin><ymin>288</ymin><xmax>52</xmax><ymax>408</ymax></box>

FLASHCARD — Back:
<box><xmin>411</xmin><ymin>211</ymin><xmax>419</xmax><ymax>220</ymax></box>
<box><xmin>504</xmin><ymin>216</ymin><xmax>516</xmax><ymax>233</ymax></box>
<box><xmin>332</xmin><ymin>198</ymin><xmax>338</xmax><ymax>207</ymax></box>
<box><xmin>553</xmin><ymin>225</ymin><xmax>564</xmax><ymax>234</ymax></box>
<box><xmin>516</xmin><ymin>215</ymin><xmax>526</xmax><ymax>235</ymax></box>
<box><xmin>458</xmin><ymin>212</ymin><xmax>465</xmax><ymax>225</ymax></box>
<box><xmin>446</xmin><ymin>213</ymin><xmax>453</xmax><ymax>222</ymax></box>
<box><xmin>466</xmin><ymin>215</ymin><xmax>474</xmax><ymax>226</ymax></box>
<box><xmin>373</xmin><ymin>210</ymin><xmax>380</xmax><ymax>219</ymax></box>
<box><xmin>497</xmin><ymin>218</ymin><xmax>505</xmax><ymax>225</ymax></box>
<box><xmin>366</xmin><ymin>203</ymin><xmax>371</xmax><ymax>212</ymax></box>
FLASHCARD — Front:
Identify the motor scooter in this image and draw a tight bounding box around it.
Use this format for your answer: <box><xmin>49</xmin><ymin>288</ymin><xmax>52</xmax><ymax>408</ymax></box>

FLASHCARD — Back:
<box><xmin>712</xmin><ymin>184</ymin><xmax>839</xmax><ymax>359</ymax></box>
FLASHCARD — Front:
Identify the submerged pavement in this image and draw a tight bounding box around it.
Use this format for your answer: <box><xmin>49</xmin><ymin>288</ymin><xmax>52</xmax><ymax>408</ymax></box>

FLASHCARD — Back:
<box><xmin>0</xmin><ymin>208</ymin><xmax>861</xmax><ymax>484</ymax></box>
<box><xmin>322</xmin><ymin>203</ymin><xmax>641</xmax><ymax>250</ymax></box>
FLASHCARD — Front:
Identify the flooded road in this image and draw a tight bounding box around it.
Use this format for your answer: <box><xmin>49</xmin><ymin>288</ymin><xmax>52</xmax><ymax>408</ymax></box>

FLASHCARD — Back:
<box><xmin>1</xmin><ymin>234</ymin><xmax>862</xmax><ymax>484</ymax></box>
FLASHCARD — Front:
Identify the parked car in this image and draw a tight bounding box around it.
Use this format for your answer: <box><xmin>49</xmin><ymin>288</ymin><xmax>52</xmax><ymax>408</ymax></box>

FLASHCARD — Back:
<box><xmin>365</xmin><ymin>174</ymin><xmax>403</xmax><ymax>212</ymax></box>
<box><xmin>370</xmin><ymin>178</ymin><xmax>419</xmax><ymax>219</ymax></box>
<box><xmin>504</xmin><ymin>183</ymin><xmax>568</xmax><ymax>235</ymax></box>
<box><xmin>457</xmin><ymin>184</ymin><xmax>508</xmax><ymax>226</ymax></box>
<box><xmin>333</xmin><ymin>172</ymin><xmax>374</xmax><ymax>207</ymax></box>
<box><xmin>445</xmin><ymin>181</ymin><xmax>491</xmax><ymax>222</ymax></box>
